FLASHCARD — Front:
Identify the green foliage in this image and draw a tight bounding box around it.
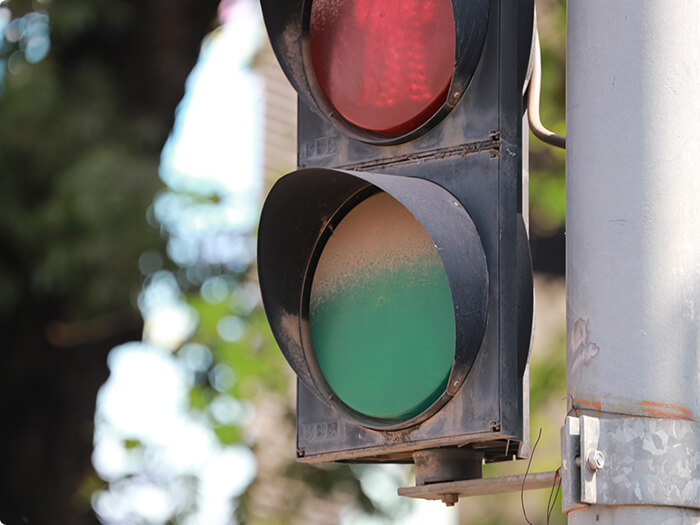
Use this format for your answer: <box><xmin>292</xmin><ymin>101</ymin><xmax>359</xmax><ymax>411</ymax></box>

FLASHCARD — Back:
<box><xmin>530</xmin><ymin>331</ymin><xmax>567</xmax><ymax>411</ymax></box>
<box><xmin>0</xmin><ymin>1</ymin><xmax>202</xmax><ymax>523</ymax></box>
<box><xmin>182</xmin><ymin>291</ymin><xmax>290</xmax><ymax>407</ymax></box>
<box><xmin>213</xmin><ymin>424</ymin><xmax>243</xmax><ymax>445</ymax></box>
<box><xmin>123</xmin><ymin>438</ymin><xmax>143</xmax><ymax>450</ymax></box>
<box><xmin>0</xmin><ymin>9</ymin><xmax>163</xmax><ymax>320</ymax></box>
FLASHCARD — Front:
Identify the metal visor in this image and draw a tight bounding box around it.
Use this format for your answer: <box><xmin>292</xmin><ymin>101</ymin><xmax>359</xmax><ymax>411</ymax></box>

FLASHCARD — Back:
<box><xmin>257</xmin><ymin>168</ymin><xmax>488</xmax><ymax>429</ymax></box>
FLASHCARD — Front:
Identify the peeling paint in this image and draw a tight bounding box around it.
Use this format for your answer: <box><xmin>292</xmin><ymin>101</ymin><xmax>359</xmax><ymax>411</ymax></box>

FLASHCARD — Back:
<box><xmin>570</xmin><ymin>395</ymin><xmax>602</xmax><ymax>416</ymax></box>
<box><xmin>568</xmin><ymin>393</ymin><xmax>696</xmax><ymax>422</ymax></box>
<box><xmin>639</xmin><ymin>401</ymin><xmax>694</xmax><ymax>421</ymax></box>
<box><xmin>277</xmin><ymin>311</ymin><xmax>309</xmax><ymax>381</ymax></box>
<box><xmin>569</xmin><ymin>317</ymin><xmax>600</xmax><ymax>377</ymax></box>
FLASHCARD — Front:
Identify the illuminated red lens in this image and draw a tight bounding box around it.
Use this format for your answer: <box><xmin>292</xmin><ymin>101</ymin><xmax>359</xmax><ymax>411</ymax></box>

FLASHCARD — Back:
<box><xmin>309</xmin><ymin>0</ymin><xmax>456</xmax><ymax>137</ymax></box>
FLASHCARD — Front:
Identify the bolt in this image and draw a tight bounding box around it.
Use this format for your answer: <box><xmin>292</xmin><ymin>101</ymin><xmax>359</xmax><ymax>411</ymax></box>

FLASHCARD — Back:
<box><xmin>586</xmin><ymin>449</ymin><xmax>605</xmax><ymax>472</ymax></box>
<box><xmin>441</xmin><ymin>494</ymin><xmax>458</xmax><ymax>506</ymax></box>
<box><xmin>452</xmin><ymin>91</ymin><xmax>460</xmax><ymax>100</ymax></box>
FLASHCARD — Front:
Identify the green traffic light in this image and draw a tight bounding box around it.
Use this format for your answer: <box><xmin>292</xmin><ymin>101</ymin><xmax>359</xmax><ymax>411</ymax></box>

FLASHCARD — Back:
<box><xmin>310</xmin><ymin>192</ymin><xmax>455</xmax><ymax>420</ymax></box>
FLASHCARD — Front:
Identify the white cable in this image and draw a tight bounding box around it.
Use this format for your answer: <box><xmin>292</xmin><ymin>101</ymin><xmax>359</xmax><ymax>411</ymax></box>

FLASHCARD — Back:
<box><xmin>527</xmin><ymin>28</ymin><xmax>566</xmax><ymax>150</ymax></box>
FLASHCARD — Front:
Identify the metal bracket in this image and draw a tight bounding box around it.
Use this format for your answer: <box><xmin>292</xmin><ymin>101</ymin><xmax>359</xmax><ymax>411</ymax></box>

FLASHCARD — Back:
<box><xmin>561</xmin><ymin>416</ymin><xmax>587</xmax><ymax>514</ymax></box>
<box><xmin>561</xmin><ymin>415</ymin><xmax>700</xmax><ymax>513</ymax></box>
<box><xmin>398</xmin><ymin>470</ymin><xmax>559</xmax><ymax>506</ymax></box>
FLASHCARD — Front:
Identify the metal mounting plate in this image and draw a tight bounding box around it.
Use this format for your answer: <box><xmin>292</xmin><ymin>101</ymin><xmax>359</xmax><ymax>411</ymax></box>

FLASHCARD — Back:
<box><xmin>562</xmin><ymin>415</ymin><xmax>700</xmax><ymax>512</ymax></box>
<box><xmin>398</xmin><ymin>470</ymin><xmax>559</xmax><ymax>505</ymax></box>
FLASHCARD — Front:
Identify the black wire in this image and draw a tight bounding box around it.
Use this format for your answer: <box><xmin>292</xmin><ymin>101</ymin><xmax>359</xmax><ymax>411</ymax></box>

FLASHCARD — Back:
<box><xmin>566</xmin><ymin>393</ymin><xmax>581</xmax><ymax>417</ymax></box>
<box><xmin>520</xmin><ymin>427</ymin><xmax>543</xmax><ymax>525</ymax></box>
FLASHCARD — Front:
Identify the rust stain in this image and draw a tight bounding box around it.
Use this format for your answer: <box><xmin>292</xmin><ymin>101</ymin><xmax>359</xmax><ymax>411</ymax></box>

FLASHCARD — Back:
<box><xmin>571</xmin><ymin>397</ymin><xmax>602</xmax><ymax>415</ymax></box>
<box><xmin>639</xmin><ymin>401</ymin><xmax>694</xmax><ymax>421</ymax></box>
<box><xmin>568</xmin><ymin>392</ymin><xmax>696</xmax><ymax>421</ymax></box>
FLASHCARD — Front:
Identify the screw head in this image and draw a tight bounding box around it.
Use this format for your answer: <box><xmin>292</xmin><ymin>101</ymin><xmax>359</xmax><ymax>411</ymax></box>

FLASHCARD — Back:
<box><xmin>586</xmin><ymin>449</ymin><xmax>605</xmax><ymax>472</ymax></box>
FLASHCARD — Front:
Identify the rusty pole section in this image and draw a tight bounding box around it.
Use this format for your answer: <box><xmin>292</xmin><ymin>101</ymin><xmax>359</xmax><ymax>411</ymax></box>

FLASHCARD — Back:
<box><xmin>565</xmin><ymin>0</ymin><xmax>700</xmax><ymax>522</ymax></box>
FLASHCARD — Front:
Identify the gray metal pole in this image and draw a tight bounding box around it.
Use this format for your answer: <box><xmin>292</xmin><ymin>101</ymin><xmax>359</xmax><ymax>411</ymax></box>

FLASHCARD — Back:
<box><xmin>565</xmin><ymin>0</ymin><xmax>700</xmax><ymax>523</ymax></box>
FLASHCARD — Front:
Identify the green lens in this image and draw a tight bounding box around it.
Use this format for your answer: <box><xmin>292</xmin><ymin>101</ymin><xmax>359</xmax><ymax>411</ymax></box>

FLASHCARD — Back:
<box><xmin>310</xmin><ymin>192</ymin><xmax>455</xmax><ymax>421</ymax></box>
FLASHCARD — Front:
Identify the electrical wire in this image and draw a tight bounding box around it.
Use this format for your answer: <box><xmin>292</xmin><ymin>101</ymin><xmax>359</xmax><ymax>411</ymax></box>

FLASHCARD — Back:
<box><xmin>520</xmin><ymin>427</ymin><xmax>543</xmax><ymax>525</ymax></box>
<box><xmin>546</xmin><ymin>467</ymin><xmax>562</xmax><ymax>524</ymax></box>
<box><xmin>527</xmin><ymin>27</ymin><xmax>566</xmax><ymax>150</ymax></box>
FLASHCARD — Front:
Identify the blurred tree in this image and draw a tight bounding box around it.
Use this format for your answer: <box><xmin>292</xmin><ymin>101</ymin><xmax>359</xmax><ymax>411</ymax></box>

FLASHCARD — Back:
<box><xmin>0</xmin><ymin>0</ymin><xmax>219</xmax><ymax>523</ymax></box>
<box><xmin>94</xmin><ymin>11</ymin><xmax>387</xmax><ymax>521</ymax></box>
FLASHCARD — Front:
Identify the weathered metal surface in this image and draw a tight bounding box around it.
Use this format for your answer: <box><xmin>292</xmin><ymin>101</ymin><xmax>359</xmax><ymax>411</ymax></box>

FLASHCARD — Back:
<box><xmin>566</xmin><ymin>0</ymin><xmax>700</xmax><ymax>438</ymax></box>
<box><xmin>580</xmin><ymin>416</ymin><xmax>700</xmax><ymax>509</ymax></box>
<box><xmin>568</xmin><ymin>391</ymin><xmax>695</xmax><ymax>421</ymax></box>
<box><xmin>398</xmin><ymin>470</ymin><xmax>559</xmax><ymax>503</ymax></box>
<box><xmin>561</xmin><ymin>416</ymin><xmax>587</xmax><ymax>515</ymax></box>
<box><xmin>413</xmin><ymin>448</ymin><xmax>482</xmax><ymax>486</ymax></box>
<box><xmin>565</xmin><ymin>0</ymin><xmax>700</xmax><ymax>521</ymax></box>
<box><xmin>568</xmin><ymin>507</ymin><xmax>700</xmax><ymax>525</ymax></box>
<box><xmin>562</xmin><ymin>416</ymin><xmax>700</xmax><ymax>512</ymax></box>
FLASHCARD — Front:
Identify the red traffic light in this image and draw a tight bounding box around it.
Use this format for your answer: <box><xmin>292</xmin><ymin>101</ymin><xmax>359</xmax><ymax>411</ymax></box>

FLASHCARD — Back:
<box><xmin>261</xmin><ymin>0</ymin><xmax>489</xmax><ymax>143</ymax></box>
<box><xmin>310</xmin><ymin>0</ymin><xmax>456</xmax><ymax>136</ymax></box>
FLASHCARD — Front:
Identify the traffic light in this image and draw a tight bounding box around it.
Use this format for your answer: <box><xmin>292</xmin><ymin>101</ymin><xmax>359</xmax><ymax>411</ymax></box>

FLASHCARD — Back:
<box><xmin>257</xmin><ymin>0</ymin><xmax>534</xmax><ymax>483</ymax></box>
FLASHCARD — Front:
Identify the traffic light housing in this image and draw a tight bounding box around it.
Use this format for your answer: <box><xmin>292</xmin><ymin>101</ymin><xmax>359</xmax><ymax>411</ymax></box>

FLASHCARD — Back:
<box><xmin>258</xmin><ymin>0</ymin><xmax>535</xmax><ymax>476</ymax></box>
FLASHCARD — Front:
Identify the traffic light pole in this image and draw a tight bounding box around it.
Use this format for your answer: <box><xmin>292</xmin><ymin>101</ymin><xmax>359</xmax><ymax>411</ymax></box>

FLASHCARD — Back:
<box><xmin>564</xmin><ymin>0</ymin><xmax>700</xmax><ymax>522</ymax></box>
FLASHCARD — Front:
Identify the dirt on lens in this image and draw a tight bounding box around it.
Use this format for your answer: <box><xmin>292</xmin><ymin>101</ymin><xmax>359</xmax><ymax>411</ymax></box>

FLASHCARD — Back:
<box><xmin>310</xmin><ymin>192</ymin><xmax>455</xmax><ymax>420</ymax></box>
